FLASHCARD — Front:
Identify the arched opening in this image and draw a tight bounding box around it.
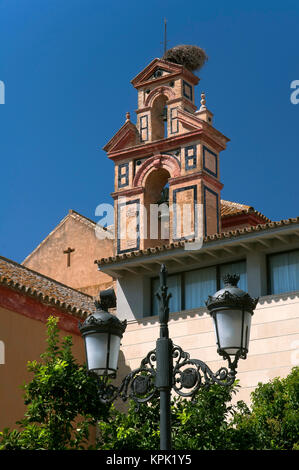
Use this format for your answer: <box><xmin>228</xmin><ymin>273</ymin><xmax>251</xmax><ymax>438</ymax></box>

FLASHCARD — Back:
<box><xmin>133</xmin><ymin>154</ymin><xmax>181</xmax><ymax>188</ymax></box>
<box><xmin>151</xmin><ymin>94</ymin><xmax>168</xmax><ymax>141</ymax></box>
<box><xmin>143</xmin><ymin>168</ymin><xmax>170</xmax><ymax>248</ymax></box>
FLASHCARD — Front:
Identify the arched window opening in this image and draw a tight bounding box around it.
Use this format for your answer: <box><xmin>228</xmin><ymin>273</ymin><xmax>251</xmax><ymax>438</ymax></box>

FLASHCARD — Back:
<box><xmin>144</xmin><ymin>168</ymin><xmax>170</xmax><ymax>248</ymax></box>
<box><xmin>151</xmin><ymin>95</ymin><xmax>168</xmax><ymax>141</ymax></box>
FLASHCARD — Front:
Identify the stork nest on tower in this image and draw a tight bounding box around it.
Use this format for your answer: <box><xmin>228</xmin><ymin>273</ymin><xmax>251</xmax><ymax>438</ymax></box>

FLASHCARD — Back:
<box><xmin>163</xmin><ymin>45</ymin><xmax>208</xmax><ymax>73</ymax></box>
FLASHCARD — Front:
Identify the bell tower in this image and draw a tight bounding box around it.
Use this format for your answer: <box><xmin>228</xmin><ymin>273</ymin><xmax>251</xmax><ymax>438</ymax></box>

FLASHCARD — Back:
<box><xmin>103</xmin><ymin>51</ymin><xmax>230</xmax><ymax>255</ymax></box>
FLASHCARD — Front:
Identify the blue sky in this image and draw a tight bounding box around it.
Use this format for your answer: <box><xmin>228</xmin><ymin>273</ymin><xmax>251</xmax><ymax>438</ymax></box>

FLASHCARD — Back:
<box><xmin>0</xmin><ymin>0</ymin><xmax>298</xmax><ymax>263</ymax></box>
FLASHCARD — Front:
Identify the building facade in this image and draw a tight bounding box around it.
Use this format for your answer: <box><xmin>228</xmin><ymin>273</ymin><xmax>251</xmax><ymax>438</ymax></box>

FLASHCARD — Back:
<box><xmin>96</xmin><ymin>56</ymin><xmax>299</xmax><ymax>404</ymax></box>
<box><xmin>23</xmin><ymin>209</ymin><xmax>114</xmax><ymax>296</ymax></box>
<box><xmin>18</xmin><ymin>54</ymin><xmax>299</xmax><ymax>406</ymax></box>
<box><xmin>0</xmin><ymin>255</ymin><xmax>95</xmax><ymax>431</ymax></box>
<box><xmin>97</xmin><ymin>217</ymin><xmax>299</xmax><ymax>403</ymax></box>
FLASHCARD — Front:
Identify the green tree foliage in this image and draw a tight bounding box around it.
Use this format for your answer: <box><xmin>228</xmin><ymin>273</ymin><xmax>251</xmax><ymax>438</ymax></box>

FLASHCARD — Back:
<box><xmin>0</xmin><ymin>316</ymin><xmax>109</xmax><ymax>450</ymax></box>
<box><xmin>232</xmin><ymin>367</ymin><xmax>299</xmax><ymax>450</ymax></box>
<box><xmin>97</xmin><ymin>368</ymin><xmax>299</xmax><ymax>450</ymax></box>
<box><xmin>1</xmin><ymin>315</ymin><xmax>298</xmax><ymax>451</ymax></box>
<box><xmin>97</xmin><ymin>382</ymin><xmax>239</xmax><ymax>450</ymax></box>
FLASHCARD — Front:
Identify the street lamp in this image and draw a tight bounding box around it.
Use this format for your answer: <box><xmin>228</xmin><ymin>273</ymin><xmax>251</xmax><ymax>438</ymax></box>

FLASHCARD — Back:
<box><xmin>206</xmin><ymin>273</ymin><xmax>258</xmax><ymax>373</ymax></box>
<box><xmin>79</xmin><ymin>288</ymin><xmax>126</xmax><ymax>377</ymax></box>
<box><xmin>79</xmin><ymin>265</ymin><xmax>258</xmax><ymax>450</ymax></box>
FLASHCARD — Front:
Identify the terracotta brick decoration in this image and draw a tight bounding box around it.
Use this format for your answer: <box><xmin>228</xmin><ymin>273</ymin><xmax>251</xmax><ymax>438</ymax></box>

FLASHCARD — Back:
<box><xmin>104</xmin><ymin>58</ymin><xmax>230</xmax><ymax>253</ymax></box>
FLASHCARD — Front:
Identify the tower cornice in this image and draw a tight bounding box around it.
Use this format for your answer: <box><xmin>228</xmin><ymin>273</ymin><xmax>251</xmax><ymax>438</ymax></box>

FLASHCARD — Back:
<box><xmin>106</xmin><ymin>126</ymin><xmax>229</xmax><ymax>162</ymax></box>
<box><xmin>168</xmin><ymin>171</ymin><xmax>224</xmax><ymax>191</ymax></box>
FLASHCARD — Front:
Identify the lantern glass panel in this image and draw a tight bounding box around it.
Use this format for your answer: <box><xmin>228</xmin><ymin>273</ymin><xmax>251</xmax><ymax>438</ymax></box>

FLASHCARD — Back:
<box><xmin>85</xmin><ymin>332</ymin><xmax>108</xmax><ymax>374</ymax></box>
<box><xmin>108</xmin><ymin>334</ymin><xmax>121</xmax><ymax>373</ymax></box>
<box><xmin>214</xmin><ymin>309</ymin><xmax>252</xmax><ymax>355</ymax></box>
<box><xmin>84</xmin><ymin>332</ymin><xmax>121</xmax><ymax>376</ymax></box>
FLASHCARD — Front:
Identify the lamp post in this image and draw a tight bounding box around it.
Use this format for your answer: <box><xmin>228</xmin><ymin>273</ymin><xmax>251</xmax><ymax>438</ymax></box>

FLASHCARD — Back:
<box><xmin>79</xmin><ymin>265</ymin><xmax>258</xmax><ymax>451</ymax></box>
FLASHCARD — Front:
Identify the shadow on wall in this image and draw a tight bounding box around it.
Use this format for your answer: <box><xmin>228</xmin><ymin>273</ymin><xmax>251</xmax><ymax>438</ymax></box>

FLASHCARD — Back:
<box><xmin>139</xmin><ymin>306</ymin><xmax>208</xmax><ymax>327</ymax></box>
<box><xmin>113</xmin><ymin>349</ymin><xmax>133</xmax><ymax>413</ymax></box>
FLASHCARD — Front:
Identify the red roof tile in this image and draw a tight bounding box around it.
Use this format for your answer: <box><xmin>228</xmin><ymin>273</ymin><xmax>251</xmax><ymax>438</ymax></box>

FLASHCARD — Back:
<box><xmin>220</xmin><ymin>200</ymin><xmax>271</xmax><ymax>222</ymax></box>
<box><xmin>0</xmin><ymin>256</ymin><xmax>95</xmax><ymax>318</ymax></box>
<box><xmin>95</xmin><ymin>216</ymin><xmax>299</xmax><ymax>266</ymax></box>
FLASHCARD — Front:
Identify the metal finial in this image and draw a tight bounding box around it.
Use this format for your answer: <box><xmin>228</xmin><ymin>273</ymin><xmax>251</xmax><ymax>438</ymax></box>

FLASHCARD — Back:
<box><xmin>160</xmin><ymin>264</ymin><xmax>167</xmax><ymax>287</ymax></box>
<box><xmin>164</xmin><ymin>18</ymin><xmax>167</xmax><ymax>56</ymax></box>
<box><xmin>126</xmin><ymin>111</ymin><xmax>130</xmax><ymax>121</ymax></box>
<box><xmin>161</xmin><ymin>18</ymin><xmax>169</xmax><ymax>56</ymax></box>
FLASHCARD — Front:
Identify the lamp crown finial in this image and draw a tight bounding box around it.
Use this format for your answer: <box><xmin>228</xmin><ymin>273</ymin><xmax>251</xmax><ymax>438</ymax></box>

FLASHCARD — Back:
<box><xmin>223</xmin><ymin>273</ymin><xmax>240</xmax><ymax>287</ymax></box>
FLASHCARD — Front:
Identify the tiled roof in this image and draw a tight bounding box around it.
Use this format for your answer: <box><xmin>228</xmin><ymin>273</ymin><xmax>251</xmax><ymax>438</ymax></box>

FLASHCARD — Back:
<box><xmin>73</xmin><ymin>202</ymin><xmax>268</xmax><ymax>224</ymax></box>
<box><xmin>0</xmin><ymin>256</ymin><xmax>96</xmax><ymax>318</ymax></box>
<box><xmin>95</xmin><ymin>216</ymin><xmax>299</xmax><ymax>266</ymax></box>
<box><xmin>220</xmin><ymin>200</ymin><xmax>271</xmax><ymax>222</ymax></box>
<box><xmin>221</xmin><ymin>200</ymin><xmax>252</xmax><ymax>216</ymax></box>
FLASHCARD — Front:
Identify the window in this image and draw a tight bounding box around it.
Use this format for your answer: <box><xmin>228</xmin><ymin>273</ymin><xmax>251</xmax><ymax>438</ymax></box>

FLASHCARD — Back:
<box><xmin>152</xmin><ymin>274</ymin><xmax>181</xmax><ymax>316</ymax></box>
<box><xmin>151</xmin><ymin>260</ymin><xmax>247</xmax><ymax>315</ymax></box>
<box><xmin>268</xmin><ymin>249</ymin><xmax>299</xmax><ymax>295</ymax></box>
<box><xmin>219</xmin><ymin>261</ymin><xmax>247</xmax><ymax>291</ymax></box>
<box><xmin>185</xmin><ymin>266</ymin><xmax>217</xmax><ymax>310</ymax></box>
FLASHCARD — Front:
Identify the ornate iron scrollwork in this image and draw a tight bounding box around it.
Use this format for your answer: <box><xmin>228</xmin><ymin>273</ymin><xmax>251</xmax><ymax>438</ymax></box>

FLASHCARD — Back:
<box><xmin>93</xmin><ymin>348</ymin><xmax>158</xmax><ymax>410</ymax></box>
<box><xmin>93</xmin><ymin>343</ymin><xmax>237</xmax><ymax>406</ymax></box>
<box><xmin>172</xmin><ymin>344</ymin><xmax>236</xmax><ymax>401</ymax></box>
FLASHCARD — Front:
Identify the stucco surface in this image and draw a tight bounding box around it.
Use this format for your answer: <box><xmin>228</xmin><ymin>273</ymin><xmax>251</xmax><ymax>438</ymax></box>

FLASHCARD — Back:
<box><xmin>117</xmin><ymin>292</ymin><xmax>299</xmax><ymax>405</ymax></box>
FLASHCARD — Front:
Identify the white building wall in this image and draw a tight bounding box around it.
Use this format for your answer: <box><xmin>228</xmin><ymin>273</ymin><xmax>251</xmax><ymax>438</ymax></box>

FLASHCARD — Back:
<box><xmin>115</xmin><ymin>235</ymin><xmax>299</xmax><ymax>405</ymax></box>
<box><xmin>118</xmin><ymin>292</ymin><xmax>299</xmax><ymax>405</ymax></box>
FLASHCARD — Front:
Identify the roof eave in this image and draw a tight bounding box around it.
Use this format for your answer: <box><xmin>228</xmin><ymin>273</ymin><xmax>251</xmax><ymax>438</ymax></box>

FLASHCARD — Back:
<box><xmin>95</xmin><ymin>219</ymin><xmax>299</xmax><ymax>278</ymax></box>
